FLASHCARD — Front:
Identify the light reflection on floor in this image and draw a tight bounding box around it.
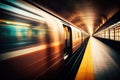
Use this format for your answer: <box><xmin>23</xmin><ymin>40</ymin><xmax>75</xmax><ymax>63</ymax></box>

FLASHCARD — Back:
<box><xmin>75</xmin><ymin>37</ymin><xmax>94</xmax><ymax>80</ymax></box>
<box><xmin>91</xmin><ymin>37</ymin><xmax>120</xmax><ymax>80</ymax></box>
<box><xmin>75</xmin><ymin>37</ymin><xmax>120</xmax><ymax>80</ymax></box>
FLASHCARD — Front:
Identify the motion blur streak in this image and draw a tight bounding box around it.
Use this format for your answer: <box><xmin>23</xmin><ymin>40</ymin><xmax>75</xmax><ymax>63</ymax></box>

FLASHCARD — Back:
<box><xmin>6</xmin><ymin>0</ymin><xmax>46</xmax><ymax>19</ymax></box>
<box><xmin>91</xmin><ymin>37</ymin><xmax>120</xmax><ymax>80</ymax></box>
<box><xmin>0</xmin><ymin>20</ymin><xmax>31</xmax><ymax>27</ymax></box>
<box><xmin>0</xmin><ymin>1</ymin><xmax>88</xmax><ymax>79</ymax></box>
<box><xmin>0</xmin><ymin>3</ymin><xmax>44</xmax><ymax>21</ymax></box>
<box><xmin>0</xmin><ymin>41</ymin><xmax>60</xmax><ymax>61</ymax></box>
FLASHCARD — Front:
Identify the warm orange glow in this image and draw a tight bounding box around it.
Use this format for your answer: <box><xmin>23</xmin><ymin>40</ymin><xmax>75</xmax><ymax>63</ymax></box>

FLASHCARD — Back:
<box><xmin>0</xmin><ymin>41</ymin><xmax>60</xmax><ymax>61</ymax></box>
<box><xmin>77</xmin><ymin>6</ymin><xmax>96</xmax><ymax>35</ymax></box>
<box><xmin>75</xmin><ymin>37</ymin><xmax>94</xmax><ymax>80</ymax></box>
<box><xmin>107</xmin><ymin>9</ymin><xmax>119</xmax><ymax>20</ymax></box>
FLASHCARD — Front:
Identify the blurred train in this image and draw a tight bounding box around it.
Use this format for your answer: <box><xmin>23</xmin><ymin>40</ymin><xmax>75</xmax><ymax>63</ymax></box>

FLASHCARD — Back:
<box><xmin>0</xmin><ymin>0</ymin><xmax>88</xmax><ymax>80</ymax></box>
<box><xmin>94</xmin><ymin>21</ymin><xmax>120</xmax><ymax>41</ymax></box>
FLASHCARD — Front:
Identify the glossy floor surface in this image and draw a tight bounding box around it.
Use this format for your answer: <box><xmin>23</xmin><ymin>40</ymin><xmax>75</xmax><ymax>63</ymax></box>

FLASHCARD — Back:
<box><xmin>75</xmin><ymin>37</ymin><xmax>120</xmax><ymax>80</ymax></box>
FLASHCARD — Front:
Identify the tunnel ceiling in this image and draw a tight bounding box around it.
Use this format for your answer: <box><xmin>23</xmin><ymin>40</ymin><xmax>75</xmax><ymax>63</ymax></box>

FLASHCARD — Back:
<box><xmin>32</xmin><ymin>0</ymin><xmax>120</xmax><ymax>34</ymax></box>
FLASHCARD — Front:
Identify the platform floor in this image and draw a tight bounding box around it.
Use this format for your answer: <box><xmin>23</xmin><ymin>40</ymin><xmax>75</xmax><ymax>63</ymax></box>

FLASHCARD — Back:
<box><xmin>75</xmin><ymin>37</ymin><xmax>120</xmax><ymax>80</ymax></box>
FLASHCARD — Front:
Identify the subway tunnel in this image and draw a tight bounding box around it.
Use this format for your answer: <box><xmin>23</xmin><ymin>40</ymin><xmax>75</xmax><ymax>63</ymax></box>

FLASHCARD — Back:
<box><xmin>0</xmin><ymin>0</ymin><xmax>120</xmax><ymax>80</ymax></box>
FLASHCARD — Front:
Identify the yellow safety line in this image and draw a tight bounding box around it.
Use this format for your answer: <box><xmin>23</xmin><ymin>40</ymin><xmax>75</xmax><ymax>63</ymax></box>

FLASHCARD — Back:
<box><xmin>75</xmin><ymin>38</ymin><xmax>94</xmax><ymax>80</ymax></box>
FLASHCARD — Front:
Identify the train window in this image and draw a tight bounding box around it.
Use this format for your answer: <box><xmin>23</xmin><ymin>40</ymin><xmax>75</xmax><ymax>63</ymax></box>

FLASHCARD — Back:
<box><xmin>105</xmin><ymin>30</ymin><xmax>109</xmax><ymax>39</ymax></box>
<box><xmin>76</xmin><ymin>31</ymin><xmax>78</xmax><ymax>39</ymax></box>
<box><xmin>110</xmin><ymin>28</ymin><xmax>115</xmax><ymax>40</ymax></box>
<box><xmin>115</xmin><ymin>26</ymin><xmax>120</xmax><ymax>41</ymax></box>
<box><xmin>77</xmin><ymin>31</ymin><xmax>79</xmax><ymax>38</ymax></box>
<box><xmin>115</xmin><ymin>28</ymin><xmax>119</xmax><ymax>41</ymax></box>
<box><xmin>104</xmin><ymin>30</ymin><xmax>106</xmax><ymax>38</ymax></box>
<box><xmin>73</xmin><ymin>30</ymin><xmax>76</xmax><ymax>39</ymax></box>
<box><xmin>101</xmin><ymin>31</ymin><xmax>104</xmax><ymax>38</ymax></box>
<box><xmin>119</xmin><ymin>28</ymin><xmax>120</xmax><ymax>41</ymax></box>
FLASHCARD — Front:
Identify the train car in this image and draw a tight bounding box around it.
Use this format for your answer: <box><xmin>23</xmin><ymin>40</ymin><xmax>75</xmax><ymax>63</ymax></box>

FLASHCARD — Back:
<box><xmin>0</xmin><ymin>0</ymin><xmax>88</xmax><ymax>80</ymax></box>
<box><xmin>94</xmin><ymin>21</ymin><xmax>120</xmax><ymax>41</ymax></box>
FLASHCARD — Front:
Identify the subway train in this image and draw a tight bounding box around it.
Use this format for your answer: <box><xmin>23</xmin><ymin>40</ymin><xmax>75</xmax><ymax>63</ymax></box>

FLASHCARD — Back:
<box><xmin>94</xmin><ymin>21</ymin><xmax>120</xmax><ymax>41</ymax></box>
<box><xmin>0</xmin><ymin>0</ymin><xmax>88</xmax><ymax>80</ymax></box>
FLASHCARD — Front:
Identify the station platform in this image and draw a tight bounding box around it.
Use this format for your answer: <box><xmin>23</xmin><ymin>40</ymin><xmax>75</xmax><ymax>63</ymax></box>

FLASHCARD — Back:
<box><xmin>75</xmin><ymin>37</ymin><xmax>120</xmax><ymax>80</ymax></box>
